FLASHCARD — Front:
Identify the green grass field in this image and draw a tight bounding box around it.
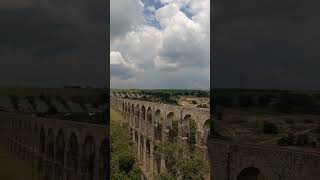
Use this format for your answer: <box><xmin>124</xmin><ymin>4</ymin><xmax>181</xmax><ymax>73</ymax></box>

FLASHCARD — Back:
<box><xmin>0</xmin><ymin>147</ymin><xmax>39</xmax><ymax>180</ymax></box>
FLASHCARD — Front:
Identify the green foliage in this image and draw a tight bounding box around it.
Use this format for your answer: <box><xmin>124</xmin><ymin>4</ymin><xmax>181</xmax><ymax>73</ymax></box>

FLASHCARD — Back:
<box><xmin>111</xmin><ymin>109</ymin><xmax>141</xmax><ymax>179</ymax></box>
<box><xmin>154</xmin><ymin>142</ymin><xmax>208</xmax><ymax>180</ymax></box>
<box><xmin>118</xmin><ymin>154</ymin><xmax>135</xmax><ymax>174</ymax></box>
<box><xmin>187</xmin><ymin>120</ymin><xmax>197</xmax><ymax>151</ymax></box>
<box><xmin>168</xmin><ymin>120</ymin><xmax>179</xmax><ymax>142</ymax></box>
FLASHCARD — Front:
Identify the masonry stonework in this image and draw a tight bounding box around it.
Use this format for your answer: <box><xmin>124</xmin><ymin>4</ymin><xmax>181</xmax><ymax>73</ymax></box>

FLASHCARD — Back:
<box><xmin>111</xmin><ymin>97</ymin><xmax>210</xmax><ymax>179</ymax></box>
<box><xmin>0</xmin><ymin>112</ymin><xmax>109</xmax><ymax>180</ymax></box>
<box><xmin>208</xmin><ymin>139</ymin><xmax>320</xmax><ymax>180</ymax></box>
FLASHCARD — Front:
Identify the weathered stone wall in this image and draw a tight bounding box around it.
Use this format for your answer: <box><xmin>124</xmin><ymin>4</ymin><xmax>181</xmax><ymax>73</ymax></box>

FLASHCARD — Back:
<box><xmin>111</xmin><ymin>97</ymin><xmax>210</xmax><ymax>179</ymax></box>
<box><xmin>208</xmin><ymin>139</ymin><xmax>320</xmax><ymax>180</ymax></box>
<box><xmin>0</xmin><ymin>111</ymin><xmax>109</xmax><ymax>180</ymax></box>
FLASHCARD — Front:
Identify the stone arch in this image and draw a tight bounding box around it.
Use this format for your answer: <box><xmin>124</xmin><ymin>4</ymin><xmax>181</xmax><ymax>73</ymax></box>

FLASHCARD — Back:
<box><xmin>141</xmin><ymin>105</ymin><xmax>146</xmax><ymax>132</ymax></box>
<box><xmin>146</xmin><ymin>107</ymin><xmax>152</xmax><ymax>137</ymax></box>
<box><xmin>56</xmin><ymin>129</ymin><xmax>65</xmax><ymax>164</ymax></box>
<box><xmin>167</xmin><ymin>112</ymin><xmax>178</xmax><ymax>142</ymax></box>
<box><xmin>34</xmin><ymin>124</ymin><xmax>39</xmax><ymax>150</ymax></box>
<box><xmin>39</xmin><ymin>126</ymin><xmax>45</xmax><ymax>154</ymax></box>
<box><xmin>67</xmin><ymin>133</ymin><xmax>79</xmax><ymax>172</ymax></box>
<box><xmin>182</xmin><ymin>115</ymin><xmax>197</xmax><ymax>148</ymax></box>
<box><xmin>134</xmin><ymin>131</ymin><xmax>139</xmax><ymax>156</ymax></box>
<box><xmin>154</xmin><ymin>109</ymin><xmax>163</xmax><ymax>141</ymax></box>
<box><xmin>131</xmin><ymin>103</ymin><xmax>135</xmax><ymax>121</ymax></box>
<box><xmin>135</xmin><ymin>104</ymin><xmax>140</xmax><ymax>129</ymax></box>
<box><xmin>99</xmin><ymin>138</ymin><xmax>109</xmax><ymax>180</ymax></box>
<box><xmin>122</xmin><ymin>102</ymin><xmax>125</xmax><ymax>116</ymax></box>
<box><xmin>181</xmin><ymin>115</ymin><xmax>192</xmax><ymax>137</ymax></box>
<box><xmin>55</xmin><ymin>129</ymin><xmax>65</xmax><ymax>180</ymax></box>
<box><xmin>124</xmin><ymin>102</ymin><xmax>128</xmax><ymax>120</ymax></box>
<box><xmin>81</xmin><ymin>135</ymin><xmax>96</xmax><ymax>180</ymax></box>
<box><xmin>146</xmin><ymin>139</ymin><xmax>151</xmax><ymax>172</ymax></box>
<box><xmin>237</xmin><ymin>167</ymin><xmax>264</xmax><ymax>180</ymax></box>
<box><xmin>47</xmin><ymin>128</ymin><xmax>55</xmax><ymax>159</ymax></box>
<box><xmin>127</xmin><ymin>103</ymin><xmax>131</xmax><ymax>122</ymax></box>
<box><xmin>140</xmin><ymin>135</ymin><xmax>144</xmax><ymax>162</ymax></box>
<box><xmin>203</xmin><ymin>119</ymin><xmax>210</xmax><ymax>146</ymax></box>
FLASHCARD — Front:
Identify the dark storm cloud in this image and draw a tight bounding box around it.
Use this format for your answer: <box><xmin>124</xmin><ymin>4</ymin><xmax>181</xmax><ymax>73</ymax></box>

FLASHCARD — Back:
<box><xmin>0</xmin><ymin>0</ymin><xmax>108</xmax><ymax>87</ymax></box>
<box><xmin>212</xmin><ymin>0</ymin><xmax>320</xmax><ymax>90</ymax></box>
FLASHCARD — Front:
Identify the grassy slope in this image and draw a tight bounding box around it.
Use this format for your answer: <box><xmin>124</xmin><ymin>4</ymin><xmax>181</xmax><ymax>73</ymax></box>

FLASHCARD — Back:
<box><xmin>110</xmin><ymin>108</ymin><xmax>132</xmax><ymax>157</ymax></box>
<box><xmin>110</xmin><ymin>109</ymin><xmax>141</xmax><ymax>179</ymax></box>
<box><xmin>0</xmin><ymin>148</ymin><xmax>39</xmax><ymax>180</ymax></box>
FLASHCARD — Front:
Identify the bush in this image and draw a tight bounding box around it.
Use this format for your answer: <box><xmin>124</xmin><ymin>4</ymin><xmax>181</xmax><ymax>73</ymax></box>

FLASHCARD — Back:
<box><xmin>118</xmin><ymin>154</ymin><xmax>135</xmax><ymax>174</ymax></box>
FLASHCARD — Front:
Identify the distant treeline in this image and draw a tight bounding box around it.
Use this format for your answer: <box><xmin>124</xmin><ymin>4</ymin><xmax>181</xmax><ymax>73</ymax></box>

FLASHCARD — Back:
<box><xmin>115</xmin><ymin>89</ymin><xmax>210</xmax><ymax>105</ymax></box>
<box><xmin>213</xmin><ymin>90</ymin><xmax>320</xmax><ymax>114</ymax></box>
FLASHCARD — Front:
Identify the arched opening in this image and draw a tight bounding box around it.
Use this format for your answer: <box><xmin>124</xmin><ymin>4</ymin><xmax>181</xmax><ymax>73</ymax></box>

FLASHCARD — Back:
<box><xmin>188</xmin><ymin>118</ymin><xmax>197</xmax><ymax>150</ymax></box>
<box><xmin>34</xmin><ymin>124</ymin><xmax>38</xmax><ymax>150</ymax></box>
<box><xmin>81</xmin><ymin>136</ymin><xmax>96</xmax><ymax>180</ymax></box>
<box><xmin>134</xmin><ymin>131</ymin><xmax>139</xmax><ymax>156</ymax></box>
<box><xmin>140</xmin><ymin>135</ymin><xmax>144</xmax><ymax>162</ymax></box>
<box><xmin>67</xmin><ymin>133</ymin><xmax>79</xmax><ymax>175</ymax></box>
<box><xmin>154</xmin><ymin>146</ymin><xmax>161</xmax><ymax>174</ymax></box>
<box><xmin>135</xmin><ymin>104</ymin><xmax>140</xmax><ymax>129</ymax></box>
<box><xmin>141</xmin><ymin>106</ymin><xmax>146</xmax><ymax>132</ymax></box>
<box><xmin>154</xmin><ymin>110</ymin><xmax>162</xmax><ymax>141</ymax></box>
<box><xmin>131</xmin><ymin>104</ymin><xmax>135</xmax><ymax>126</ymax></box>
<box><xmin>166</xmin><ymin>112</ymin><xmax>178</xmax><ymax>142</ymax></box>
<box><xmin>182</xmin><ymin>115</ymin><xmax>197</xmax><ymax>150</ymax></box>
<box><xmin>122</xmin><ymin>102</ymin><xmax>125</xmax><ymax>116</ymax></box>
<box><xmin>39</xmin><ymin>127</ymin><xmax>45</xmax><ymax>154</ymax></box>
<box><xmin>56</xmin><ymin>130</ymin><xmax>65</xmax><ymax>163</ymax></box>
<box><xmin>45</xmin><ymin>128</ymin><xmax>55</xmax><ymax>180</ymax></box>
<box><xmin>124</xmin><ymin>103</ymin><xmax>127</xmax><ymax>120</ymax></box>
<box><xmin>55</xmin><ymin>129</ymin><xmax>65</xmax><ymax>180</ymax></box>
<box><xmin>182</xmin><ymin>115</ymin><xmax>191</xmax><ymax>138</ymax></box>
<box><xmin>99</xmin><ymin>138</ymin><xmax>109</xmax><ymax>180</ymax></box>
<box><xmin>128</xmin><ymin>103</ymin><xmax>131</xmax><ymax>122</ymax></box>
<box><xmin>203</xmin><ymin>119</ymin><xmax>210</xmax><ymax>146</ymax></box>
<box><xmin>146</xmin><ymin>107</ymin><xmax>152</xmax><ymax>137</ymax></box>
<box><xmin>237</xmin><ymin>167</ymin><xmax>264</xmax><ymax>180</ymax></box>
<box><xmin>47</xmin><ymin>128</ymin><xmax>55</xmax><ymax>160</ymax></box>
<box><xmin>146</xmin><ymin>139</ymin><xmax>151</xmax><ymax>172</ymax></box>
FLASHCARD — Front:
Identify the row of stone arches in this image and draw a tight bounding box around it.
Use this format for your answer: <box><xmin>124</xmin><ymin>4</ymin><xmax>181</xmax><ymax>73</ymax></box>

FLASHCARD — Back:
<box><xmin>0</xmin><ymin>113</ymin><xmax>109</xmax><ymax>180</ymax></box>
<box><xmin>110</xmin><ymin>97</ymin><xmax>211</xmax><ymax>179</ymax></box>
<box><xmin>121</xmin><ymin>101</ymin><xmax>210</xmax><ymax>146</ymax></box>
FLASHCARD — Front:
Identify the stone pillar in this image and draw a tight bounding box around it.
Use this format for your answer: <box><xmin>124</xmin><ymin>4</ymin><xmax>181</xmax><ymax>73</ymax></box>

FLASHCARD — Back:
<box><xmin>63</xmin><ymin>148</ymin><xmax>68</xmax><ymax>180</ymax></box>
<box><xmin>150</xmin><ymin>143</ymin><xmax>154</xmax><ymax>177</ymax></box>
<box><xmin>143</xmin><ymin>139</ymin><xmax>147</xmax><ymax>172</ymax></box>
<box><xmin>138</xmin><ymin>133</ymin><xmax>141</xmax><ymax>163</ymax></box>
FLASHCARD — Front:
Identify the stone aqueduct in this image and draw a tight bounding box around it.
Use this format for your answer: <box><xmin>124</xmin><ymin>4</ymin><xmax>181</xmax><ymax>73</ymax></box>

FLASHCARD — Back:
<box><xmin>208</xmin><ymin>139</ymin><xmax>320</xmax><ymax>180</ymax></box>
<box><xmin>0</xmin><ymin>111</ymin><xmax>109</xmax><ymax>180</ymax></box>
<box><xmin>111</xmin><ymin>97</ymin><xmax>211</xmax><ymax>179</ymax></box>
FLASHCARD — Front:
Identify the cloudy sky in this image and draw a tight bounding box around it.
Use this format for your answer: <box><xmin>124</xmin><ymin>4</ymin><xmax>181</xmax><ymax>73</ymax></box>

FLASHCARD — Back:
<box><xmin>213</xmin><ymin>0</ymin><xmax>320</xmax><ymax>90</ymax></box>
<box><xmin>110</xmin><ymin>0</ymin><xmax>210</xmax><ymax>89</ymax></box>
<box><xmin>0</xmin><ymin>0</ymin><xmax>108</xmax><ymax>87</ymax></box>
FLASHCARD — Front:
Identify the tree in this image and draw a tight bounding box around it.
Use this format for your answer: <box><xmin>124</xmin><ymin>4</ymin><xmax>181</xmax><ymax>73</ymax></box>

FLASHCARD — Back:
<box><xmin>154</xmin><ymin>142</ymin><xmax>208</xmax><ymax>180</ymax></box>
